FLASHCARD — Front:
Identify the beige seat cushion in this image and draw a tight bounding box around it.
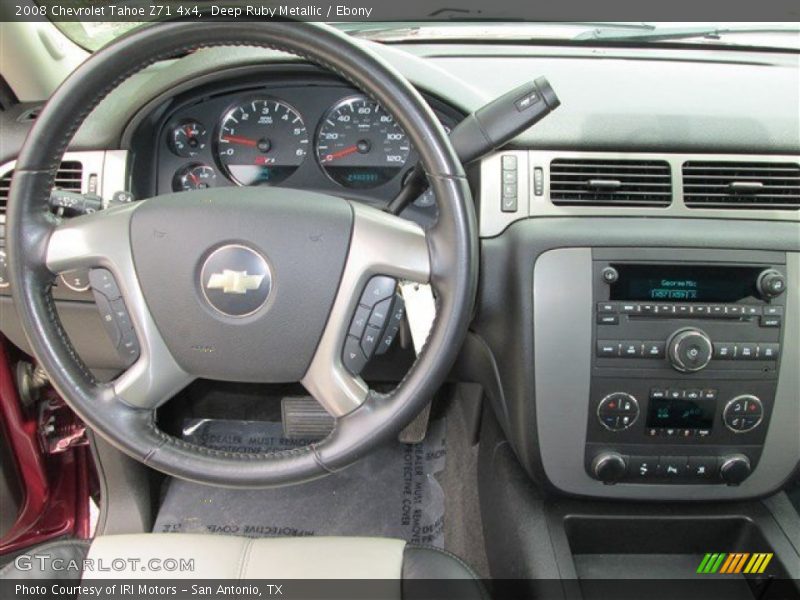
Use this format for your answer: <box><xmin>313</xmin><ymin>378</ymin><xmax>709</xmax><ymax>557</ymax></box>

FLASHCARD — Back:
<box><xmin>82</xmin><ymin>534</ymin><xmax>406</xmax><ymax>580</ymax></box>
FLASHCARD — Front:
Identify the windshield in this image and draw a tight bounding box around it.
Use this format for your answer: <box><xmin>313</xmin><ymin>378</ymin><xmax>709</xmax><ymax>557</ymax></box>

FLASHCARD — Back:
<box><xmin>53</xmin><ymin>20</ymin><xmax>800</xmax><ymax>52</ymax></box>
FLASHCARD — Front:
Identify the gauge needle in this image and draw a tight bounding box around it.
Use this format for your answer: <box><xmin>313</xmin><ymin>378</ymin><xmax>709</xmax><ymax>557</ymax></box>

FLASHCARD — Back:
<box><xmin>222</xmin><ymin>135</ymin><xmax>258</xmax><ymax>147</ymax></box>
<box><xmin>323</xmin><ymin>145</ymin><xmax>359</xmax><ymax>163</ymax></box>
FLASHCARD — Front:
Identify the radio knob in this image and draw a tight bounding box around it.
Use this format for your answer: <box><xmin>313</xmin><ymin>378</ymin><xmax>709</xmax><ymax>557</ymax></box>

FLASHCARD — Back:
<box><xmin>719</xmin><ymin>454</ymin><xmax>751</xmax><ymax>485</ymax></box>
<box><xmin>667</xmin><ymin>328</ymin><xmax>713</xmax><ymax>372</ymax></box>
<box><xmin>591</xmin><ymin>452</ymin><xmax>627</xmax><ymax>484</ymax></box>
<box><xmin>757</xmin><ymin>269</ymin><xmax>786</xmax><ymax>299</ymax></box>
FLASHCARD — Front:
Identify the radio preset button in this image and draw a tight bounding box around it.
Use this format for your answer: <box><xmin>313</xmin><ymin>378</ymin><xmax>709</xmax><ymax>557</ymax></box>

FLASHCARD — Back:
<box><xmin>759</xmin><ymin>344</ymin><xmax>780</xmax><ymax>360</ymax></box>
<box><xmin>621</xmin><ymin>341</ymin><xmax>642</xmax><ymax>357</ymax></box>
<box><xmin>713</xmin><ymin>342</ymin><xmax>736</xmax><ymax>359</ymax></box>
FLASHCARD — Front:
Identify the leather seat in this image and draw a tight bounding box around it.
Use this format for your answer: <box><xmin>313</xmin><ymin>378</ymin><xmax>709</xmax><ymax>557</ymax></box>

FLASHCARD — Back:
<box><xmin>2</xmin><ymin>535</ymin><xmax>486</xmax><ymax>597</ymax></box>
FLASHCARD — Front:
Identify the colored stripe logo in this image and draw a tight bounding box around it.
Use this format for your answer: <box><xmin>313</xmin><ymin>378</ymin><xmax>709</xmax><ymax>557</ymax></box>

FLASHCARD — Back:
<box><xmin>697</xmin><ymin>553</ymin><xmax>773</xmax><ymax>574</ymax></box>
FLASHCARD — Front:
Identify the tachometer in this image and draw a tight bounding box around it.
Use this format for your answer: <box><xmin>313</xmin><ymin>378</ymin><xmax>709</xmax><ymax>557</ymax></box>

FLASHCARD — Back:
<box><xmin>217</xmin><ymin>97</ymin><xmax>308</xmax><ymax>186</ymax></box>
<box><xmin>316</xmin><ymin>96</ymin><xmax>410</xmax><ymax>189</ymax></box>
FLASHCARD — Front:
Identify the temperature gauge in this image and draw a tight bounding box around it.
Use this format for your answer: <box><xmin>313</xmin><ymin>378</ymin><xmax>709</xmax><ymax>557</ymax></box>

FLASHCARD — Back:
<box><xmin>174</xmin><ymin>164</ymin><xmax>217</xmax><ymax>192</ymax></box>
<box><xmin>170</xmin><ymin>121</ymin><xmax>208</xmax><ymax>158</ymax></box>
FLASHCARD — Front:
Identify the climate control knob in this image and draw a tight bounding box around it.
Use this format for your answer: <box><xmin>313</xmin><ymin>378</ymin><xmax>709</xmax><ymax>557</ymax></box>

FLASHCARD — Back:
<box><xmin>591</xmin><ymin>452</ymin><xmax>627</xmax><ymax>484</ymax></box>
<box><xmin>723</xmin><ymin>395</ymin><xmax>763</xmax><ymax>433</ymax></box>
<box><xmin>667</xmin><ymin>328</ymin><xmax>713</xmax><ymax>372</ymax></box>
<box><xmin>719</xmin><ymin>454</ymin><xmax>751</xmax><ymax>485</ymax></box>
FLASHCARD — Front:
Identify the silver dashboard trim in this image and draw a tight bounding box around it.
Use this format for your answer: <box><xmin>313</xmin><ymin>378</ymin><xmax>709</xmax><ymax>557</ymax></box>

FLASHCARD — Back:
<box><xmin>481</xmin><ymin>151</ymin><xmax>800</xmax><ymax>237</ymax></box>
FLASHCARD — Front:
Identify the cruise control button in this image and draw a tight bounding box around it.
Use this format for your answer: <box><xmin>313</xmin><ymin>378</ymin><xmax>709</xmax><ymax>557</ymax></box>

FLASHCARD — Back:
<box><xmin>360</xmin><ymin>276</ymin><xmax>396</xmax><ymax>307</ymax></box>
<box><xmin>342</xmin><ymin>336</ymin><xmax>368</xmax><ymax>375</ymax></box>
<box><xmin>109</xmin><ymin>298</ymin><xmax>134</xmax><ymax>333</ymax></box>
<box><xmin>89</xmin><ymin>268</ymin><xmax>122</xmax><ymax>300</ymax></box>
<box><xmin>93</xmin><ymin>292</ymin><xmax>122</xmax><ymax>347</ymax></box>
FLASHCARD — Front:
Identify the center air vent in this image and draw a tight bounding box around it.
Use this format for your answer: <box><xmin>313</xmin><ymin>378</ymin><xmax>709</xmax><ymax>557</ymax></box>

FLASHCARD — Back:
<box><xmin>550</xmin><ymin>159</ymin><xmax>672</xmax><ymax>207</ymax></box>
<box><xmin>0</xmin><ymin>161</ymin><xmax>83</xmax><ymax>217</ymax></box>
<box><xmin>683</xmin><ymin>161</ymin><xmax>800</xmax><ymax>210</ymax></box>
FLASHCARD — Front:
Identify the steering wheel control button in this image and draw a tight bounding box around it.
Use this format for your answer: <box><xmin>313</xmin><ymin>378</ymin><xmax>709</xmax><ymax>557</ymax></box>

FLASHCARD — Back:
<box><xmin>342</xmin><ymin>335</ymin><xmax>368</xmax><ymax>375</ymax></box>
<box><xmin>59</xmin><ymin>269</ymin><xmax>91</xmax><ymax>292</ymax></box>
<box><xmin>348</xmin><ymin>306</ymin><xmax>371</xmax><ymax>338</ymax></box>
<box><xmin>597</xmin><ymin>392</ymin><xmax>639</xmax><ymax>431</ymax></box>
<box><xmin>360</xmin><ymin>276</ymin><xmax>396</xmax><ymax>307</ymax></box>
<box><xmin>89</xmin><ymin>268</ymin><xmax>122</xmax><ymax>300</ymax></box>
<box><xmin>723</xmin><ymin>395</ymin><xmax>764</xmax><ymax>433</ymax></box>
<box><xmin>89</xmin><ymin>268</ymin><xmax>139</xmax><ymax>367</ymax></box>
<box><xmin>368</xmin><ymin>297</ymin><xmax>392</xmax><ymax>328</ymax></box>
<box><xmin>668</xmin><ymin>328</ymin><xmax>713</xmax><ymax>372</ymax></box>
<box><xmin>200</xmin><ymin>245</ymin><xmax>272</xmax><ymax>318</ymax></box>
<box><xmin>377</xmin><ymin>294</ymin><xmax>405</xmax><ymax>355</ymax></box>
<box><xmin>361</xmin><ymin>326</ymin><xmax>381</xmax><ymax>357</ymax></box>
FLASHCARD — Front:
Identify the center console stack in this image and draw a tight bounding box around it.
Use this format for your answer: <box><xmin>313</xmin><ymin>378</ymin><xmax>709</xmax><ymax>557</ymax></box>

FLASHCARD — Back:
<box><xmin>586</xmin><ymin>252</ymin><xmax>786</xmax><ymax>487</ymax></box>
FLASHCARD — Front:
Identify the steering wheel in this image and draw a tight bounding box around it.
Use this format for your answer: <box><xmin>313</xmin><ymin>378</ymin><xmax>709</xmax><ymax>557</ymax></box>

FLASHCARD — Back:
<box><xmin>6</xmin><ymin>22</ymin><xmax>477</xmax><ymax>487</ymax></box>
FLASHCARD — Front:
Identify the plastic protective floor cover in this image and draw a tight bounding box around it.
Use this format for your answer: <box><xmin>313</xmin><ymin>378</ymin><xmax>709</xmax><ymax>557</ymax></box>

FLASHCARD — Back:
<box><xmin>153</xmin><ymin>418</ymin><xmax>447</xmax><ymax>547</ymax></box>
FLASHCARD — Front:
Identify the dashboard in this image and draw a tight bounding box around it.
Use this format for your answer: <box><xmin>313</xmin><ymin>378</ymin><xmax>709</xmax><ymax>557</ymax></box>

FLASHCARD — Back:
<box><xmin>1</xmin><ymin>41</ymin><xmax>798</xmax><ymax>503</ymax></box>
<box><xmin>139</xmin><ymin>71</ymin><xmax>463</xmax><ymax>228</ymax></box>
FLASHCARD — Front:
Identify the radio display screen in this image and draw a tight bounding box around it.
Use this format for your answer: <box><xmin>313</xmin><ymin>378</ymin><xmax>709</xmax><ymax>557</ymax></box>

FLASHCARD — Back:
<box><xmin>609</xmin><ymin>264</ymin><xmax>761</xmax><ymax>302</ymax></box>
<box><xmin>646</xmin><ymin>397</ymin><xmax>715</xmax><ymax>430</ymax></box>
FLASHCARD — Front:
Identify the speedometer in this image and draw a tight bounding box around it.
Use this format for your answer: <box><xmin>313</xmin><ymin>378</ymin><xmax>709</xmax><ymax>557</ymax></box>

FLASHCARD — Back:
<box><xmin>217</xmin><ymin>97</ymin><xmax>308</xmax><ymax>186</ymax></box>
<box><xmin>316</xmin><ymin>96</ymin><xmax>410</xmax><ymax>189</ymax></box>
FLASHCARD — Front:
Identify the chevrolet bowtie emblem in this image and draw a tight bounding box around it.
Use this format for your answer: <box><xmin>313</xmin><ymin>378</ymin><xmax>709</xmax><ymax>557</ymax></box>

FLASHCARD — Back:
<box><xmin>206</xmin><ymin>270</ymin><xmax>265</xmax><ymax>295</ymax></box>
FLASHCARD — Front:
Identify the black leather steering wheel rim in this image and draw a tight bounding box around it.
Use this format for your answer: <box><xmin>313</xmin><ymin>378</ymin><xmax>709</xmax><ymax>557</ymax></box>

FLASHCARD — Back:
<box><xmin>7</xmin><ymin>21</ymin><xmax>477</xmax><ymax>487</ymax></box>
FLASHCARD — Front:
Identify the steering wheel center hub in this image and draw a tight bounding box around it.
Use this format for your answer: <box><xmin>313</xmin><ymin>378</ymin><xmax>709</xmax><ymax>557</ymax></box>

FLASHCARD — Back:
<box><xmin>200</xmin><ymin>244</ymin><xmax>273</xmax><ymax>318</ymax></box>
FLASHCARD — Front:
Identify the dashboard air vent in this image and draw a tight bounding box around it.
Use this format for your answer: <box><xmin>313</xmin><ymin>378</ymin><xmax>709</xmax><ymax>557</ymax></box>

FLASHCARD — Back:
<box><xmin>0</xmin><ymin>161</ymin><xmax>83</xmax><ymax>217</ymax></box>
<box><xmin>683</xmin><ymin>161</ymin><xmax>800</xmax><ymax>210</ymax></box>
<box><xmin>550</xmin><ymin>159</ymin><xmax>672</xmax><ymax>207</ymax></box>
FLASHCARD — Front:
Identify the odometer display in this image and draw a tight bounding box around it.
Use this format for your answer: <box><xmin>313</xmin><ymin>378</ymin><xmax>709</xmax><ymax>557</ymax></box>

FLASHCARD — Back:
<box><xmin>316</xmin><ymin>96</ymin><xmax>410</xmax><ymax>189</ymax></box>
<box><xmin>217</xmin><ymin>97</ymin><xmax>308</xmax><ymax>186</ymax></box>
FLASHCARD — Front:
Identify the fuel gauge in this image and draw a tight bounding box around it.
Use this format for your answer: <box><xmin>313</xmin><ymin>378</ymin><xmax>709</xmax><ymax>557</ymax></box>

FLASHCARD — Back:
<box><xmin>175</xmin><ymin>164</ymin><xmax>217</xmax><ymax>192</ymax></box>
<box><xmin>170</xmin><ymin>121</ymin><xmax>207</xmax><ymax>157</ymax></box>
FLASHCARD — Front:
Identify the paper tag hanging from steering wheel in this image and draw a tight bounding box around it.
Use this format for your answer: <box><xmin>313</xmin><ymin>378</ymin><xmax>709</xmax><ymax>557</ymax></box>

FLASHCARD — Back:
<box><xmin>399</xmin><ymin>282</ymin><xmax>436</xmax><ymax>355</ymax></box>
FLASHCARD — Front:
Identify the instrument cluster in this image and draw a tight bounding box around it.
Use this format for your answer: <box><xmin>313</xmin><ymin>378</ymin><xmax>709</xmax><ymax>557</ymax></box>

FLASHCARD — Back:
<box><xmin>155</xmin><ymin>82</ymin><xmax>460</xmax><ymax>221</ymax></box>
